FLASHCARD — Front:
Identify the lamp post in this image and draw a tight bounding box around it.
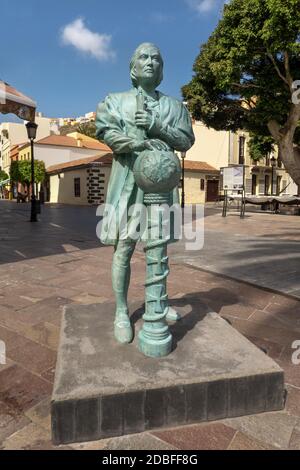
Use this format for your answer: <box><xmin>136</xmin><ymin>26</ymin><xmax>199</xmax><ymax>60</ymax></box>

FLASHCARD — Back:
<box><xmin>26</xmin><ymin>121</ymin><xmax>38</xmax><ymax>222</ymax></box>
<box><xmin>270</xmin><ymin>156</ymin><xmax>276</xmax><ymax>195</ymax></box>
<box><xmin>180</xmin><ymin>151</ymin><xmax>186</xmax><ymax>209</ymax></box>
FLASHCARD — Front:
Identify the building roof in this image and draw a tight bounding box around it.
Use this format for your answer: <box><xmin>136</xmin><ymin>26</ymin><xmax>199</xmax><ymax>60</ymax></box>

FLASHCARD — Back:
<box><xmin>18</xmin><ymin>142</ymin><xmax>31</xmax><ymax>151</ymax></box>
<box><xmin>184</xmin><ymin>160</ymin><xmax>219</xmax><ymax>173</ymax></box>
<box><xmin>10</xmin><ymin>142</ymin><xmax>28</xmax><ymax>158</ymax></box>
<box><xmin>35</xmin><ymin>134</ymin><xmax>111</xmax><ymax>152</ymax></box>
<box><xmin>47</xmin><ymin>153</ymin><xmax>113</xmax><ymax>174</ymax></box>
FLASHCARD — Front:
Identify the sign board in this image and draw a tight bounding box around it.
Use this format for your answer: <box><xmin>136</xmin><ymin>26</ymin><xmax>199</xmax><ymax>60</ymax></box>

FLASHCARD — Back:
<box><xmin>221</xmin><ymin>165</ymin><xmax>244</xmax><ymax>190</ymax></box>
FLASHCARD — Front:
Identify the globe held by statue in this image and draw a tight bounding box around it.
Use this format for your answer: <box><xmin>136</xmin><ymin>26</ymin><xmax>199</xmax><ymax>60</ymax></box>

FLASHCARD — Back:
<box><xmin>133</xmin><ymin>148</ymin><xmax>181</xmax><ymax>193</ymax></box>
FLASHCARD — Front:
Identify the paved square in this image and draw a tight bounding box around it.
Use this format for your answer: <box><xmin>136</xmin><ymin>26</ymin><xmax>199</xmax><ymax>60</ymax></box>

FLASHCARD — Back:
<box><xmin>0</xmin><ymin>201</ymin><xmax>299</xmax><ymax>450</ymax></box>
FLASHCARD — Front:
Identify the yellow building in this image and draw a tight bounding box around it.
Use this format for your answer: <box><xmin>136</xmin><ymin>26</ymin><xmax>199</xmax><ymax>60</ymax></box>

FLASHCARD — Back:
<box><xmin>179</xmin><ymin>160</ymin><xmax>220</xmax><ymax>204</ymax></box>
<box><xmin>47</xmin><ymin>153</ymin><xmax>112</xmax><ymax>205</ymax></box>
<box><xmin>18</xmin><ymin>143</ymin><xmax>31</xmax><ymax>161</ymax></box>
<box><xmin>230</xmin><ymin>131</ymin><xmax>295</xmax><ymax>196</ymax></box>
<box><xmin>182</xmin><ymin>121</ymin><xmax>298</xmax><ymax>202</ymax></box>
<box><xmin>186</xmin><ymin>121</ymin><xmax>229</xmax><ymax>170</ymax></box>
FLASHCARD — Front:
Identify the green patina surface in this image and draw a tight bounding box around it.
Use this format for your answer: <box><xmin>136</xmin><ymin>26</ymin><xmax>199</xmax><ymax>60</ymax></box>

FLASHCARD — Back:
<box><xmin>96</xmin><ymin>43</ymin><xmax>194</xmax><ymax>356</ymax></box>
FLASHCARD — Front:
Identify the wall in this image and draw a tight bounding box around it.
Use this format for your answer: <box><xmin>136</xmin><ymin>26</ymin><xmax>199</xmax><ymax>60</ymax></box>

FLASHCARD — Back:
<box><xmin>0</xmin><ymin>123</ymin><xmax>28</xmax><ymax>172</ymax></box>
<box><xmin>186</xmin><ymin>121</ymin><xmax>230</xmax><ymax>170</ymax></box>
<box><xmin>286</xmin><ymin>174</ymin><xmax>299</xmax><ymax>195</ymax></box>
<box><xmin>35</xmin><ymin>116</ymin><xmax>53</xmax><ymax>140</ymax></box>
<box><xmin>19</xmin><ymin>144</ymin><xmax>31</xmax><ymax>161</ymax></box>
<box><xmin>49</xmin><ymin>168</ymin><xmax>88</xmax><ymax>205</ymax></box>
<box><xmin>0</xmin><ymin>118</ymin><xmax>51</xmax><ymax>172</ymax></box>
<box><xmin>87</xmin><ymin>165</ymin><xmax>111</xmax><ymax>204</ymax></box>
<box><xmin>179</xmin><ymin>171</ymin><xmax>206</xmax><ymax>204</ymax></box>
<box><xmin>49</xmin><ymin>166</ymin><xmax>111</xmax><ymax>205</ymax></box>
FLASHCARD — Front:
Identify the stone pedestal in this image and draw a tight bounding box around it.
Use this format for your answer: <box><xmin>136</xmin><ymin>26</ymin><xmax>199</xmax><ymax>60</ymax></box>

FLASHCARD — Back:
<box><xmin>51</xmin><ymin>300</ymin><xmax>284</xmax><ymax>445</ymax></box>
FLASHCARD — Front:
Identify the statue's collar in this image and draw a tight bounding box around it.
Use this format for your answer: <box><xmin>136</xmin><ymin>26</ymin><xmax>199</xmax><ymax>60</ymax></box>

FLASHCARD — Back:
<box><xmin>133</xmin><ymin>88</ymin><xmax>161</xmax><ymax>102</ymax></box>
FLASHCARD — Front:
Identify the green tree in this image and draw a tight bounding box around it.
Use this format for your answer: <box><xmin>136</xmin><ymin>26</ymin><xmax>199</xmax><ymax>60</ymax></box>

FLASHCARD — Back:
<box><xmin>77</xmin><ymin>122</ymin><xmax>96</xmax><ymax>139</ymax></box>
<box><xmin>182</xmin><ymin>0</ymin><xmax>300</xmax><ymax>185</ymax></box>
<box><xmin>60</xmin><ymin>122</ymin><xmax>97</xmax><ymax>139</ymax></box>
<box><xmin>0</xmin><ymin>170</ymin><xmax>9</xmax><ymax>182</ymax></box>
<box><xmin>248</xmin><ymin>134</ymin><xmax>275</xmax><ymax>162</ymax></box>
<box><xmin>10</xmin><ymin>160</ymin><xmax>46</xmax><ymax>193</ymax></box>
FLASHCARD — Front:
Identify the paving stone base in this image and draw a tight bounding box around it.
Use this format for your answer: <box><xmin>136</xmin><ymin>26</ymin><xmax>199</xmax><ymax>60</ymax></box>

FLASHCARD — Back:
<box><xmin>51</xmin><ymin>301</ymin><xmax>285</xmax><ymax>445</ymax></box>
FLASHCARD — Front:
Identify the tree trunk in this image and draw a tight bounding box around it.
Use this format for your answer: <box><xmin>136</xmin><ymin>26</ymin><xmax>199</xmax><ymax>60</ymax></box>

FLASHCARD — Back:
<box><xmin>278</xmin><ymin>137</ymin><xmax>300</xmax><ymax>188</ymax></box>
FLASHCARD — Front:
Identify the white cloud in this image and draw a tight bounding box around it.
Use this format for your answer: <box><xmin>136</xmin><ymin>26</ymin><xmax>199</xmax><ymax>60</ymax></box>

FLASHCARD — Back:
<box><xmin>186</xmin><ymin>0</ymin><xmax>228</xmax><ymax>14</ymax></box>
<box><xmin>61</xmin><ymin>18</ymin><xmax>115</xmax><ymax>61</ymax></box>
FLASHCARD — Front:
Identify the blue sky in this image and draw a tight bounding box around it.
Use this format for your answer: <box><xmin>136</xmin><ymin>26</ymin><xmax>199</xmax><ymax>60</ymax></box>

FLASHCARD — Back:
<box><xmin>1</xmin><ymin>0</ymin><xmax>227</xmax><ymax>120</ymax></box>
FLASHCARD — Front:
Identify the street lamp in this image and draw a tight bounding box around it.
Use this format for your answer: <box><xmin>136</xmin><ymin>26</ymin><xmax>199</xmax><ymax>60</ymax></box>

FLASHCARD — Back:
<box><xmin>270</xmin><ymin>155</ymin><xmax>276</xmax><ymax>195</ymax></box>
<box><xmin>180</xmin><ymin>151</ymin><xmax>186</xmax><ymax>209</ymax></box>
<box><xmin>26</xmin><ymin>121</ymin><xmax>38</xmax><ymax>222</ymax></box>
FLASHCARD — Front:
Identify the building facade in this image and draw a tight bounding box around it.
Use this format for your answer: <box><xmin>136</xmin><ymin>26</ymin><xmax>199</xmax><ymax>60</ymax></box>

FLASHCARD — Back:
<box><xmin>183</xmin><ymin>121</ymin><xmax>299</xmax><ymax>203</ymax></box>
<box><xmin>230</xmin><ymin>131</ymin><xmax>298</xmax><ymax>196</ymax></box>
<box><xmin>5</xmin><ymin>133</ymin><xmax>111</xmax><ymax>201</ymax></box>
<box><xmin>0</xmin><ymin>116</ymin><xmax>54</xmax><ymax>174</ymax></box>
<box><xmin>47</xmin><ymin>154</ymin><xmax>112</xmax><ymax>205</ymax></box>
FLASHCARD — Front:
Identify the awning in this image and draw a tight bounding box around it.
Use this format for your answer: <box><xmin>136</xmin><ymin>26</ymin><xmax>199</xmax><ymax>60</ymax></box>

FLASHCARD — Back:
<box><xmin>229</xmin><ymin>195</ymin><xmax>300</xmax><ymax>205</ymax></box>
<box><xmin>0</xmin><ymin>81</ymin><xmax>36</xmax><ymax>121</ymax></box>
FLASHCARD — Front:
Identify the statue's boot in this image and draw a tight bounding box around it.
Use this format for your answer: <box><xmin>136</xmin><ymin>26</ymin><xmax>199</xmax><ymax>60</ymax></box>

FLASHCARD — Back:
<box><xmin>112</xmin><ymin>259</ymin><xmax>133</xmax><ymax>344</ymax></box>
<box><xmin>166</xmin><ymin>306</ymin><xmax>181</xmax><ymax>322</ymax></box>
<box><xmin>114</xmin><ymin>308</ymin><xmax>133</xmax><ymax>344</ymax></box>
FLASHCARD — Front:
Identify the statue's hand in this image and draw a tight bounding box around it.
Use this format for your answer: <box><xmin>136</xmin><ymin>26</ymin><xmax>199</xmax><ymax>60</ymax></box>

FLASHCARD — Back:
<box><xmin>148</xmin><ymin>139</ymin><xmax>170</xmax><ymax>151</ymax></box>
<box><xmin>135</xmin><ymin>110</ymin><xmax>152</xmax><ymax>130</ymax></box>
<box><xmin>131</xmin><ymin>140</ymin><xmax>153</xmax><ymax>152</ymax></box>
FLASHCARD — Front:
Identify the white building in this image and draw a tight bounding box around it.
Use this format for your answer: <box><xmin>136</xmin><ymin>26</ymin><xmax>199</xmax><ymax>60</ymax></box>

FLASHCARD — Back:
<box><xmin>0</xmin><ymin>116</ymin><xmax>54</xmax><ymax>173</ymax></box>
<box><xmin>16</xmin><ymin>133</ymin><xmax>111</xmax><ymax>202</ymax></box>
<box><xmin>33</xmin><ymin>134</ymin><xmax>110</xmax><ymax>167</ymax></box>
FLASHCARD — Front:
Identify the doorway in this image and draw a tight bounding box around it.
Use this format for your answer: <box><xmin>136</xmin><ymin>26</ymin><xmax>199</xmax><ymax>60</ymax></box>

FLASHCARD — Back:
<box><xmin>252</xmin><ymin>174</ymin><xmax>257</xmax><ymax>195</ymax></box>
<box><xmin>206</xmin><ymin>179</ymin><xmax>219</xmax><ymax>202</ymax></box>
<box><xmin>264</xmin><ymin>175</ymin><xmax>270</xmax><ymax>195</ymax></box>
<box><xmin>276</xmin><ymin>176</ymin><xmax>282</xmax><ymax>195</ymax></box>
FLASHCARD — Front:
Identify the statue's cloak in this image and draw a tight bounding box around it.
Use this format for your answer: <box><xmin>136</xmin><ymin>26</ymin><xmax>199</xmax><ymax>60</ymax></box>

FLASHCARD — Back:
<box><xmin>96</xmin><ymin>88</ymin><xmax>195</xmax><ymax>245</ymax></box>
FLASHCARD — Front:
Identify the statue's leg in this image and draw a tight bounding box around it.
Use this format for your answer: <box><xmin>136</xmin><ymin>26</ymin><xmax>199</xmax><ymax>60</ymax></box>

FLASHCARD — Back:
<box><xmin>112</xmin><ymin>240</ymin><xmax>136</xmax><ymax>343</ymax></box>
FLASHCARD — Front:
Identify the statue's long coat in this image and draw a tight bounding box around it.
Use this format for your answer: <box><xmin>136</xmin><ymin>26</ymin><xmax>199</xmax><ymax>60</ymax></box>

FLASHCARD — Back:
<box><xmin>96</xmin><ymin>88</ymin><xmax>195</xmax><ymax>245</ymax></box>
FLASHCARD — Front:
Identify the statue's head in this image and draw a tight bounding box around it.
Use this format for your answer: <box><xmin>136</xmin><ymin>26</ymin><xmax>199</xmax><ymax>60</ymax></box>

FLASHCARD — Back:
<box><xmin>130</xmin><ymin>43</ymin><xmax>164</xmax><ymax>89</ymax></box>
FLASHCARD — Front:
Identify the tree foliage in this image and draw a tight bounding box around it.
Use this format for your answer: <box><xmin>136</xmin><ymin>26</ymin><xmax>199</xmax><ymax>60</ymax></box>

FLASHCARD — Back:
<box><xmin>0</xmin><ymin>170</ymin><xmax>9</xmax><ymax>182</ymax></box>
<box><xmin>248</xmin><ymin>134</ymin><xmax>275</xmax><ymax>161</ymax></box>
<box><xmin>182</xmin><ymin>0</ymin><xmax>300</xmax><ymax>184</ymax></box>
<box><xmin>77</xmin><ymin>122</ymin><xmax>97</xmax><ymax>139</ymax></box>
<box><xmin>10</xmin><ymin>160</ymin><xmax>46</xmax><ymax>186</ymax></box>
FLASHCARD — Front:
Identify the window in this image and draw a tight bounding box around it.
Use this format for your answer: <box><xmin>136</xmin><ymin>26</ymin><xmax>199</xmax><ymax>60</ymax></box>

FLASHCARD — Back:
<box><xmin>74</xmin><ymin>178</ymin><xmax>81</xmax><ymax>197</ymax></box>
<box><xmin>265</xmin><ymin>153</ymin><xmax>270</xmax><ymax>166</ymax></box>
<box><xmin>200</xmin><ymin>179</ymin><xmax>205</xmax><ymax>191</ymax></box>
<box><xmin>264</xmin><ymin>175</ymin><xmax>270</xmax><ymax>195</ymax></box>
<box><xmin>252</xmin><ymin>174</ymin><xmax>257</xmax><ymax>195</ymax></box>
<box><xmin>239</xmin><ymin>136</ymin><xmax>245</xmax><ymax>165</ymax></box>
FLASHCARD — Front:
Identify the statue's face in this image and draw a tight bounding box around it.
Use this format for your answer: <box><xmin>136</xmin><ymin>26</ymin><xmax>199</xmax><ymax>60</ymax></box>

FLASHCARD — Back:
<box><xmin>134</xmin><ymin>46</ymin><xmax>162</xmax><ymax>87</ymax></box>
